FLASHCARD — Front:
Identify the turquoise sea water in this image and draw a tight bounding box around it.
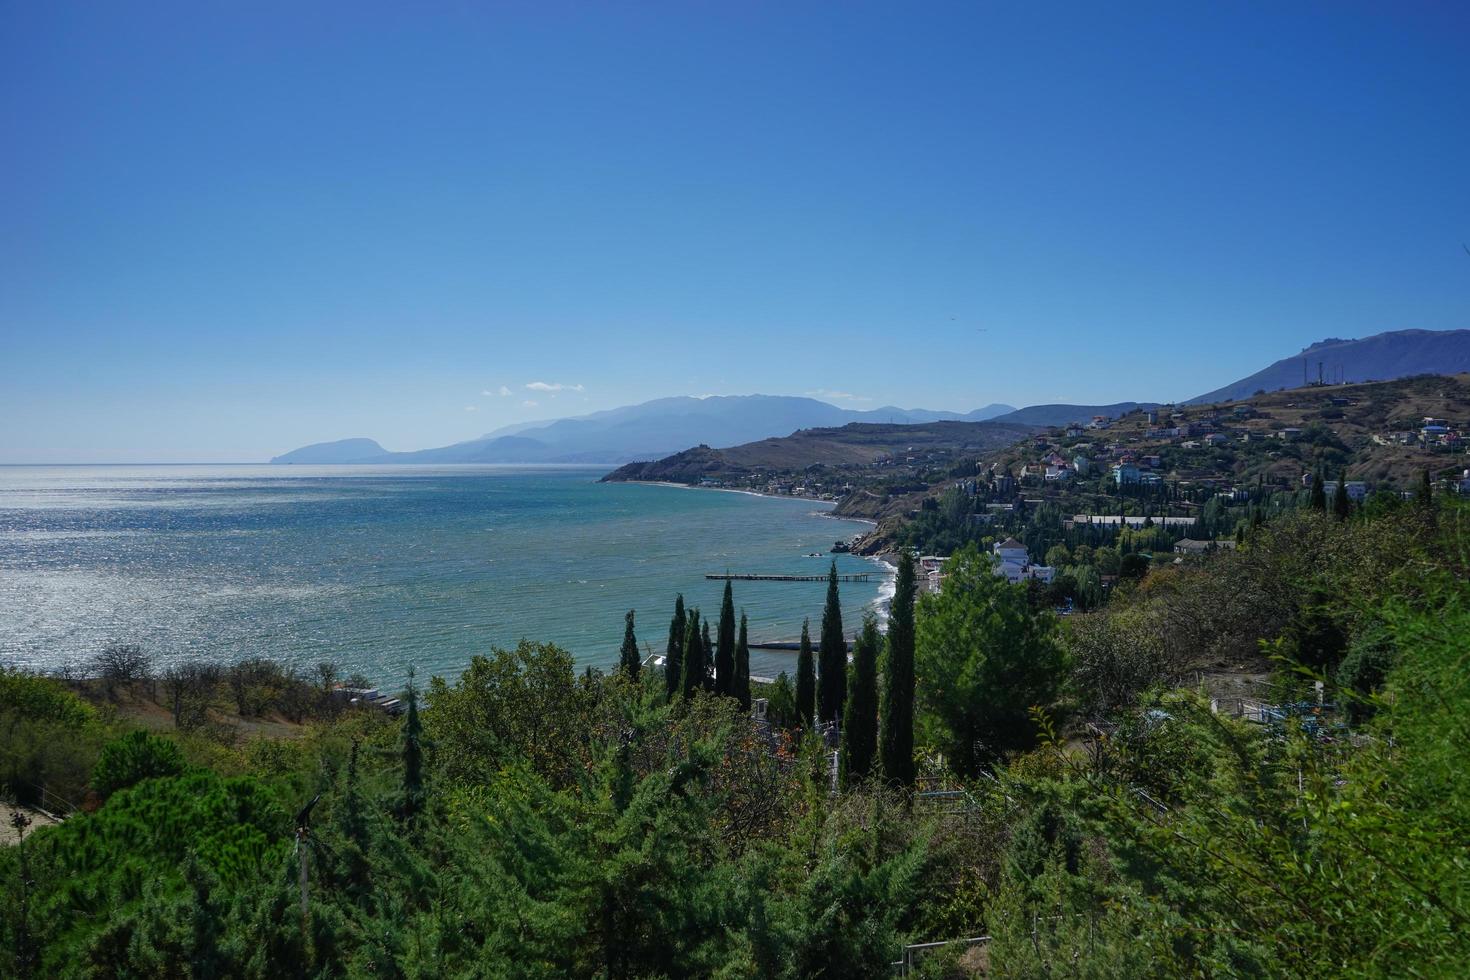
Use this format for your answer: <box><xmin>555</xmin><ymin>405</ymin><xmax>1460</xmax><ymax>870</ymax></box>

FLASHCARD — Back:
<box><xmin>0</xmin><ymin>465</ymin><xmax>886</xmax><ymax>684</ymax></box>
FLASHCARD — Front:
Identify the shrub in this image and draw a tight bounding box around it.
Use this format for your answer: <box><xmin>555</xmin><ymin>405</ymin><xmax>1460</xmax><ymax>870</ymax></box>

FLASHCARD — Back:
<box><xmin>93</xmin><ymin>731</ymin><xmax>187</xmax><ymax>798</ymax></box>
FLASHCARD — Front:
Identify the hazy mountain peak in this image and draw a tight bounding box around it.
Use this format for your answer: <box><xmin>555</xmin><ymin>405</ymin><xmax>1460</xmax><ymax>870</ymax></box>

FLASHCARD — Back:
<box><xmin>270</xmin><ymin>438</ymin><xmax>387</xmax><ymax>464</ymax></box>
<box><xmin>1191</xmin><ymin>328</ymin><xmax>1470</xmax><ymax>404</ymax></box>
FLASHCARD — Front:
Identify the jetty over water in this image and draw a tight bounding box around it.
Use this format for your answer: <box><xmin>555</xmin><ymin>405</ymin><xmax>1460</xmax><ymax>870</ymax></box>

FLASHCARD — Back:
<box><xmin>706</xmin><ymin>572</ymin><xmax>871</xmax><ymax>583</ymax></box>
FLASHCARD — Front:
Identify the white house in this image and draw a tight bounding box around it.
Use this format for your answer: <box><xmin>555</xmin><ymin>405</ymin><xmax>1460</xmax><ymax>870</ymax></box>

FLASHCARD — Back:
<box><xmin>1322</xmin><ymin>480</ymin><xmax>1368</xmax><ymax>502</ymax></box>
<box><xmin>992</xmin><ymin>538</ymin><xmax>1055</xmax><ymax>585</ymax></box>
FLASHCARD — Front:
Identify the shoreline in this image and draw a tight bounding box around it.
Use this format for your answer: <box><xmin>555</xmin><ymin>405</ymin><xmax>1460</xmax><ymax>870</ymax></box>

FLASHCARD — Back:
<box><xmin>612</xmin><ymin>478</ymin><xmax>879</xmax><ymax>525</ymax></box>
<box><xmin>616</xmin><ymin>478</ymin><xmax>897</xmax><ymax>631</ymax></box>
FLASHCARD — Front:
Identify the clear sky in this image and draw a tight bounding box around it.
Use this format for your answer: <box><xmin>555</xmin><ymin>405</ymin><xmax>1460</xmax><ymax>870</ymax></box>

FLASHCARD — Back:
<box><xmin>3</xmin><ymin>1</ymin><xmax>1468</xmax><ymax>462</ymax></box>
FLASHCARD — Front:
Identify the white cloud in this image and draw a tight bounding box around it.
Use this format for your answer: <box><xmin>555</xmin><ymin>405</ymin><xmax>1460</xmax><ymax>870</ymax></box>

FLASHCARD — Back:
<box><xmin>464</xmin><ymin>405</ymin><xmax>478</xmax><ymax>412</ymax></box>
<box><xmin>806</xmin><ymin>389</ymin><xmax>872</xmax><ymax>403</ymax></box>
<box><xmin>525</xmin><ymin>381</ymin><xmax>584</xmax><ymax>392</ymax></box>
<box><xmin>522</xmin><ymin>400</ymin><xmax>539</xmax><ymax>408</ymax></box>
<box><xmin>483</xmin><ymin>386</ymin><xmax>513</xmax><ymax>397</ymax></box>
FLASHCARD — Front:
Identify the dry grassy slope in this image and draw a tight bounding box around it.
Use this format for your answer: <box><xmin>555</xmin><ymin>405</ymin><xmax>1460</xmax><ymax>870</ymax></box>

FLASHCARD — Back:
<box><xmin>600</xmin><ymin>420</ymin><xmax>1038</xmax><ymax>483</ymax></box>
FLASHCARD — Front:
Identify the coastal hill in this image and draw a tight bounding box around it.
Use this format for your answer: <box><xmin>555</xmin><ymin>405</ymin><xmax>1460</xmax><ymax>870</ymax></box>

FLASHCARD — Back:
<box><xmin>853</xmin><ymin>372</ymin><xmax>1470</xmax><ymax>552</ymax></box>
<box><xmin>1187</xmin><ymin>328</ymin><xmax>1470</xmax><ymax>404</ymax></box>
<box><xmin>603</xmin><ymin>374</ymin><xmax>1470</xmax><ymax>550</ymax></box>
<box><xmin>270</xmin><ymin>437</ymin><xmax>386</xmax><ymax>464</ymax></box>
<box><xmin>271</xmin><ymin>394</ymin><xmax>1017</xmax><ymax>465</ymax></box>
<box><xmin>600</xmin><ymin>419</ymin><xmax>1038</xmax><ymax>493</ymax></box>
<box><xmin>988</xmin><ymin>401</ymin><xmax>1158</xmax><ymax>427</ymax></box>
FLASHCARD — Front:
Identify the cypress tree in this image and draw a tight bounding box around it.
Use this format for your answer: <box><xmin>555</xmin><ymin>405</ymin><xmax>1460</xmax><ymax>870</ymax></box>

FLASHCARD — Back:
<box><xmin>1418</xmin><ymin>469</ymin><xmax>1433</xmax><ymax>506</ymax></box>
<box><xmin>400</xmin><ymin>670</ymin><xmax>424</xmax><ymax>826</ymax></box>
<box><xmin>1309</xmin><ymin>464</ymin><xmax>1327</xmax><ymax>511</ymax></box>
<box><xmin>681</xmin><ymin>609</ymin><xmax>705</xmax><ymax>697</ymax></box>
<box><xmin>734</xmin><ymin>611</ymin><xmax>751</xmax><ymax>711</ymax></box>
<box><xmin>619</xmin><ymin>609</ymin><xmax>640</xmax><ymax>681</ymax></box>
<box><xmin>796</xmin><ymin>618</ymin><xmax>815</xmax><ymax>728</ymax></box>
<box><xmin>665</xmin><ymin>595</ymin><xmax>686</xmax><ymax>700</ymax></box>
<box><xmin>880</xmin><ymin>548</ymin><xmax>916</xmax><ymax>788</ymax></box>
<box><xmin>817</xmin><ymin>562</ymin><xmax>847</xmax><ymax>723</ymax></box>
<box><xmin>701</xmin><ymin>619</ymin><xmax>714</xmax><ymax>692</ymax></box>
<box><xmin>840</xmin><ymin>614</ymin><xmax>880</xmax><ymax>788</ymax></box>
<box><xmin>715</xmin><ymin>580</ymin><xmax>736</xmax><ymax>696</ymax></box>
<box><xmin>1333</xmin><ymin>468</ymin><xmax>1351</xmax><ymax>520</ymax></box>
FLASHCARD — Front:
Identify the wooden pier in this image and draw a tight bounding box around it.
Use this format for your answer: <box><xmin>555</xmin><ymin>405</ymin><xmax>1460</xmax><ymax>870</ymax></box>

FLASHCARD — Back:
<box><xmin>705</xmin><ymin>572</ymin><xmax>870</xmax><ymax>582</ymax></box>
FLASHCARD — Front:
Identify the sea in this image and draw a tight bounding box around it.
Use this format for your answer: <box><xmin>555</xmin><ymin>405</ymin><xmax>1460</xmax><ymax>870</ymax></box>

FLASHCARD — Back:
<box><xmin>0</xmin><ymin>465</ymin><xmax>888</xmax><ymax>686</ymax></box>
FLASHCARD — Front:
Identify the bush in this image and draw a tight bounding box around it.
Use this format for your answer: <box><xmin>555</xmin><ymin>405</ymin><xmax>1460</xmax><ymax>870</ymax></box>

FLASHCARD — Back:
<box><xmin>0</xmin><ymin>669</ymin><xmax>103</xmax><ymax>808</ymax></box>
<box><xmin>1335</xmin><ymin>632</ymin><xmax>1396</xmax><ymax>725</ymax></box>
<box><xmin>92</xmin><ymin>644</ymin><xmax>153</xmax><ymax>697</ymax></box>
<box><xmin>92</xmin><ymin>730</ymin><xmax>187</xmax><ymax>798</ymax></box>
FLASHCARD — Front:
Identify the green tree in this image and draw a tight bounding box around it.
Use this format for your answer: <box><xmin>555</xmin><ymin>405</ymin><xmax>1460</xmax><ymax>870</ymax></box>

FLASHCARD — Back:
<box><xmin>818</xmin><ymin>562</ymin><xmax>847</xmax><ymax>723</ymax></box>
<box><xmin>734</xmin><ymin>611</ymin><xmax>751</xmax><ymax>711</ymax></box>
<box><xmin>1333</xmin><ymin>467</ymin><xmax>1351</xmax><ymax>520</ymax></box>
<box><xmin>840</xmin><ymin>615</ymin><xmax>880</xmax><ymax>788</ymax></box>
<box><xmin>425</xmin><ymin>640</ymin><xmax>590</xmax><ymax>788</ymax></box>
<box><xmin>92</xmin><ymin>730</ymin><xmax>186</xmax><ymax>799</ymax></box>
<box><xmin>880</xmin><ymin>548</ymin><xmax>917</xmax><ymax>787</ymax></box>
<box><xmin>796</xmin><ymin>618</ymin><xmax>816</xmax><ymax>728</ymax></box>
<box><xmin>766</xmin><ymin>672</ymin><xmax>798</xmax><ymax>729</ymax></box>
<box><xmin>400</xmin><ymin>671</ymin><xmax>424</xmax><ymax>825</ymax></box>
<box><xmin>681</xmin><ymin>609</ymin><xmax>705</xmax><ymax>698</ymax></box>
<box><xmin>715</xmin><ymin>581</ymin><xmax>736</xmax><ymax>696</ymax></box>
<box><xmin>700</xmin><ymin>619</ymin><xmax>714</xmax><ymax>693</ymax></box>
<box><xmin>915</xmin><ymin>544</ymin><xmax>1065</xmax><ymax>775</ymax></box>
<box><xmin>1310</xmin><ymin>464</ymin><xmax>1328</xmax><ymax>511</ymax></box>
<box><xmin>1418</xmin><ymin>468</ymin><xmax>1433</xmax><ymax>505</ymax></box>
<box><xmin>665</xmin><ymin>595</ymin><xmax>686</xmax><ymax>700</ymax></box>
<box><xmin>619</xmin><ymin>609</ymin><xmax>640</xmax><ymax>680</ymax></box>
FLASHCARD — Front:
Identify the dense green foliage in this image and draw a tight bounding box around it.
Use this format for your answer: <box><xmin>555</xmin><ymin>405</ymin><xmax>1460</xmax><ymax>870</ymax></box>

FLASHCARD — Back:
<box><xmin>3</xmin><ymin>500</ymin><xmax>1467</xmax><ymax>977</ymax></box>
<box><xmin>92</xmin><ymin>730</ymin><xmax>186</xmax><ymax>799</ymax></box>
<box><xmin>915</xmin><ymin>544</ymin><xmax>1067</xmax><ymax>775</ymax></box>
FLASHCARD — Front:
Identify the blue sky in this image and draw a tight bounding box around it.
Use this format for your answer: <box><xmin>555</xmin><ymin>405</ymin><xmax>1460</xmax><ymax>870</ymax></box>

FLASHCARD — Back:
<box><xmin>3</xmin><ymin>1</ymin><xmax>1468</xmax><ymax>462</ymax></box>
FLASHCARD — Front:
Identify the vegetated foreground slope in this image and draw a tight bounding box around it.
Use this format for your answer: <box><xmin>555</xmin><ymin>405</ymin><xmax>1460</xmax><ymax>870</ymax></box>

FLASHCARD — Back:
<box><xmin>600</xmin><ymin>420</ymin><xmax>1039</xmax><ymax>485</ymax></box>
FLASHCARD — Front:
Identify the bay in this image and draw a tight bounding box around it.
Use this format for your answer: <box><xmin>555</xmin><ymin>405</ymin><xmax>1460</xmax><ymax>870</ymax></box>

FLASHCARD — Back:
<box><xmin>0</xmin><ymin>464</ymin><xmax>886</xmax><ymax>685</ymax></box>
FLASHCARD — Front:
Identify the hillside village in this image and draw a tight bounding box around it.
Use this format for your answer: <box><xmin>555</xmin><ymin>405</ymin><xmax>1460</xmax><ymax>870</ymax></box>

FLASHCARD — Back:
<box><xmin>607</xmin><ymin>375</ymin><xmax>1470</xmax><ymax>615</ymax></box>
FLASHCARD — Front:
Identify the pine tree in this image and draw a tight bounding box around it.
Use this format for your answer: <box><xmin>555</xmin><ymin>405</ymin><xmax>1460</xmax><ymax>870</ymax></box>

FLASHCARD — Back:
<box><xmin>734</xmin><ymin>611</ymin><xmax>751</xmax><ymax>712</ymax></box>
<box><xmin>400</xmin><ymin>670</ymin><xmax>424</xmax><ymax>826</ymax></box>
<box><xmin>619</xmin><ymin>609</ymin><xmax>640</xmax><ymax>681</ymax></box>
<box><xmin>880</xmin><ymin>548</ymin><xmax>916</xmax><ymax>787</ymax></box>
<box><xmin>715</xmin><ymin>580</ymin><xmax>736</xmax><ymax>696</ymax></box>
<box><xmin>796</xmin><ymin>618</ymin><xmax>815</xmax><ymax>728</ymax></box>
<box><xmin>1333</xmin><ymin>468</ymin><xmax>1351</xmax><ymax>520</ymax></box>
<box><xmin>818</xmin><ymin>562</ymin><xmax>847</xmax><ymax>724</ymax></box>
<box><xmin>840</xmin><ymin>614</ymin><xmax>880</xmax><ymax>788</ymax></box>
<box><xmin>665</xmin><ymin>595</ymin><xmax>686</xmax><ymax>700</ymax></box>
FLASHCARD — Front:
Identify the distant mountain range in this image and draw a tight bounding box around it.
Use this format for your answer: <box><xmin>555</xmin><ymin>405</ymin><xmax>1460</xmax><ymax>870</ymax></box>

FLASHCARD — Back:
<box><xmin>272</xmin><ymin>329</ymin><xmax>1470</xmax><ymax>464</ymax></box>
<box><xmin>1187</xmin><ymin>329</ymin><xmax>1470</xmax><ymax>404</ymax></box>
<box><xmin>270</xmin><ymin>395</ymin><xmax>1019</xmax><ymax>465</ymax></box>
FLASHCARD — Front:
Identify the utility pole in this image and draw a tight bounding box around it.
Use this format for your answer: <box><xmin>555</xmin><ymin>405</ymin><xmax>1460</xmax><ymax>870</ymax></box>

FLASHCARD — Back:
<box><xmin>10</xmin><ymin>810</ymin><xmax>34</xmax><ymax>979</ymax></box>
<box><xmin>294</xmin><ymin>794</ymin><xmax>320</xmax><ymax>934</ymax></box>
